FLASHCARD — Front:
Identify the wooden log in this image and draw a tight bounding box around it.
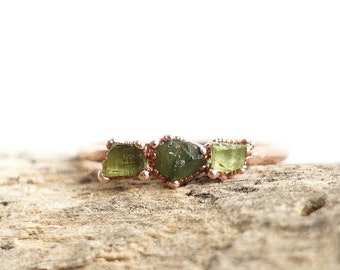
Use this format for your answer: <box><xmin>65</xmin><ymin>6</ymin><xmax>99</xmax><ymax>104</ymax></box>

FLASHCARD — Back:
<box><xmin>0</xmin><ymin>151</ymin><xmax>339</xmax><ymax>269</ymax></box>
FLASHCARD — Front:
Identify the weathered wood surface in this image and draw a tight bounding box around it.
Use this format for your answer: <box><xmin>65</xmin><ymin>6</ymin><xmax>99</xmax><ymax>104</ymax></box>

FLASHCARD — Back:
<box><xmin>0</xmin><ymin>152</ymin><xmax>339</xmax><ymax>269</ymax></box>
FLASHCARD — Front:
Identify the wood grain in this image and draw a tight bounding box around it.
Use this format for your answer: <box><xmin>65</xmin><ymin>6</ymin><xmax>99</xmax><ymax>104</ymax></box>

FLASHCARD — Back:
<box><xmin>0</xmin><ymin>151</ymin><xmax>339</xmax><ymax>269</ymax></box>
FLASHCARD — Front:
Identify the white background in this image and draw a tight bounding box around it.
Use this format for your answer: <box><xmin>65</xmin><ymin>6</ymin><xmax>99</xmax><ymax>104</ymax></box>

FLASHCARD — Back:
<box><xmin>1</xmin><ymin>1</ymin><xmax>339</xmax><ymax>163</ymax></box>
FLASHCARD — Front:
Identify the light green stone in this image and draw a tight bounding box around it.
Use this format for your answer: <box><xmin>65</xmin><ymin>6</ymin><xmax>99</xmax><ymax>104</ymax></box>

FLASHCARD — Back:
<box><xmin>209</xmin><ymin>143</ymin><xmax>247</xmax><ymax>173</ymax></box>
<box><xmin>154</xmin><ymin>139</ymin><xmax>206</xmax><ymax>182</ymax></box>
<box><xmin>102</xmin><ymin>143</ymin><xmax>146</xmax><ymax>177</ymax></box>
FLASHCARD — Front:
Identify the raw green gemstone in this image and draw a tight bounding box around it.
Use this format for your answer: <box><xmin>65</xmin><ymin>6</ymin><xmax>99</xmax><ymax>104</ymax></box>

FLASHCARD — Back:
<box><xmin>153</xmin><ymin>139</ymin><xmax>206</xmax><ymax>182</ymax></box>
<box><xmin>102</xmin><ymin>143</ymin><xmax>147</xmax><ymax>177</ymax></box>
<box><xmin>209</xmin><ymin>143</ymin><xmax>247</xmax><ymax>173</ymax></box>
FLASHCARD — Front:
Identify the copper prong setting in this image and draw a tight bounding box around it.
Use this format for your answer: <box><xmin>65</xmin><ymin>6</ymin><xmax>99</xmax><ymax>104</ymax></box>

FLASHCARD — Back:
<box><xmin>133</xmin><ymin>140</ymin><xmax>146</xmax><ymax>150</ymax></box>
<box><xmin>207</xmin><ymin>169</ymin><xmax>220</xmax><ymax>179</ymax></box>
<box><xmin>138</xmin><ymin>170</ymin><xmax>151</xmax><ymax>181</ymax></box>
<box><xmin>150</xmin><ymin>140</ymin><xmax>159</xmax><ymax>149</ymax></box>
<box><xmin>106</xmin><ymin>138</ymin><xmax>115</xmax><ymax>150</ymax></box>
<box><xmin>166</xmin><ymin>181</ymin><xmax>180</xmax><ymax>189</ymax></box>
<box><xmin>97</xmin><ymin>170</ymin><xmax>112</xmax><ymax>183</ymax></box>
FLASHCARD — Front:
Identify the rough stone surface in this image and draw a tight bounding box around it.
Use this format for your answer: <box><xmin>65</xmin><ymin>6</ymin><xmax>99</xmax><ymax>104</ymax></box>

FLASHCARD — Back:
<box><xmin>0</xmin><ymin>151</ymin><xmax>339</xmax><ymax>270</ymax></box>
<box><xmin>154</xmin><ymin>139</ymin><xmax>205</xmax><ymax>181</ymax></box>
<box><xmin>103</xmin><ymin>143</ymin><xmax>146</xmax><ymax>177</ymax></box>
<box><xmin>209</xmin><ymin>143</ymin><xmax>247</xmax><ymax>173</ymax></box>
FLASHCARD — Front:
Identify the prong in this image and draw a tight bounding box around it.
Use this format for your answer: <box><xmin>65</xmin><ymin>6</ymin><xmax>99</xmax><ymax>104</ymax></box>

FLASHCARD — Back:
<box><xmin>200</xmin><ymin>146</ymin><xmax>207</xmax><ymax>156</ymax></box>
<box><xmin>166</xmin><ymin>181</ymin><xmax>180</xmax><ymax>189</ymax></box>
<box><xmin>247</xmin><ymin>141</ymin><xmax>254</xmax><ymax>156</ymax></box>
<box><xmin>106</xmin><ymin>138</ymin><xmax>115</xmax><ymax>149</ymax></box>
<box><xmin>97</xmin><ymin>170</ymin><xmax>112</xmax><ymax>183</ymax></box>
<box><xmin>207</xmin><ymin>169</ymin><xmax>220</xmax><ymax>180</ymax></box>
<box><xmin>240</xmin><ymin>165</ymin><xmax>248</xmax><ymax>173</ymax></box>
<box><xmin>219</xmin><ymin>173</ymin><xmax>231</xmax><ymax>181</ymax></box>
<box><xmin>134</xmin><ymin>140</ymin><xmax>146</xmax><ymax>150</ymax></box>
<box><xmin>138</xmin><ymin>170</ymin><xmax>151</xmax><ymax>181</ymax></box>
<box><xmin>163</xmin><ymin>135</ymin><xmax>172</xmax><ymax>141</ymax></box>
<box><xmin>150</xmin><ymin>140</ymin><xmax>159</xmax><ymax>149</ymax></box>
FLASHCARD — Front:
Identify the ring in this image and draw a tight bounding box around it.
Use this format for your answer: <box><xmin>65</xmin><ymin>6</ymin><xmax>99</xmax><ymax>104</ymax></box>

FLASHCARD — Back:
<box><xmin>78</xmin><ymin>135</ymin><xmax>288</xmax><ymax>189</ymax></box>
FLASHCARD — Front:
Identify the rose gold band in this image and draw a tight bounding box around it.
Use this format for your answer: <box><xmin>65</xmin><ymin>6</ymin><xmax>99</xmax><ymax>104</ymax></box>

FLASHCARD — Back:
<box><xmin>78</xmin><ymin>144</ymin><xmax>108</xmax><ymax>162</ymax></box>
<box><xmin>246</xmin><ymin>143</ymin><xmax>288</xmax><ymax>165</ymax></box>
<box><xmin>78</xmin><ymin>141</ymin><xmax>288</xmax><ymax>165</ymax></box>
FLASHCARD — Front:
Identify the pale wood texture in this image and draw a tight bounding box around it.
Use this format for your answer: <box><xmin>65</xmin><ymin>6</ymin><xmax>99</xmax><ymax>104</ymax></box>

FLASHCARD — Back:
<box><xmin>0</xmin><ymin>151</ymin><xmax>339</xmax><ymax>269</ymax></box>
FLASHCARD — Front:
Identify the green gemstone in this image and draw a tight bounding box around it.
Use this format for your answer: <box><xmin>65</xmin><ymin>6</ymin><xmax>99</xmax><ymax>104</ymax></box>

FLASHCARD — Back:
<box><xmin>102</xmin><ymin>143</ymin><xmax>147</xmax><ymax>177</ymax></box>
<box><xmin>153</xmin><ymin>139</ymin><xmax>206</xmax><ymax>182</ymax></box>
<box><xmin>209</xmin><ymin>143</ymin><xmax>247</xmax><ymax>173</ymax></box>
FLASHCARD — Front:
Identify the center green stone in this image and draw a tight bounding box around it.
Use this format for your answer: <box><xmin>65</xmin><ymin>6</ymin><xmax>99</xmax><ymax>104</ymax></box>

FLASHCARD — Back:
<box><xmin>153</xmin><ymin>139</ymin><xmax>206</xmax><ymax>181</ymax></box>
<box><xmin>208</xmin><ymin>143</ymin><xmax>247</xmax><ymax>173</ymax></box>
<box><xmin>102</xmin><ymin>143</ymin><xmax>147</xmax><ymax>177</ymax></box>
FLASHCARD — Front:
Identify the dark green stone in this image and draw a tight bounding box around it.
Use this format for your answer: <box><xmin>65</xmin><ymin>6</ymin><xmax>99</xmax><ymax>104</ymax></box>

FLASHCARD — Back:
<box><xmin>153</xmin><ymin>139</ymin><xmax>206</xmax><ymax>181</ymax></box>
<box><xmin>102</xmin><ymin>143</ymin><xmax>147</xmax><ymax>177</ymax></box>
<box><xmin>209</xmin><ymin>143</ymin><xmax>247</xmax><ymax>173</ymax></box>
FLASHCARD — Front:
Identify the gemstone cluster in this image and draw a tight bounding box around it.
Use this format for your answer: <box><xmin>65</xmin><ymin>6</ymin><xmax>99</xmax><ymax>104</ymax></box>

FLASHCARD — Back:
<box><xmin>100</xmin><ymin>136</ymin><xmax>252</xmax><ymax>188</ymax></box>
